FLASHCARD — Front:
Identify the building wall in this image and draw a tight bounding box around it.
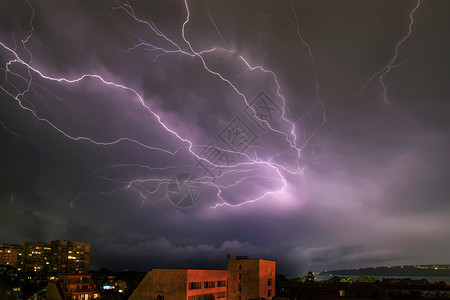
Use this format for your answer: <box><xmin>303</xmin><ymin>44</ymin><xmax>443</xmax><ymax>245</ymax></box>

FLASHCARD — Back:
<box><xmin>186</xmin><ymin>269</ymin><xmax>228</xmax><ymax>300</ymax></box>
<box><xmin>130</xmin><ymin>269</ymin><xmax>228</xmax><ymax>300</ymax></box>
<box><xmin>227</xmin><ymin>258</ymin><xmax>275</xmax><ymax>300</ymax></box>
<box><xmin>13</xmin><ymin>240</ymin><xmax>90</xmax><ymax>273</ymax></box>
<box><xmin>129</xmin><ymin>272</ymin><xmax>153</xmax><ymax>300</ymax></box>
<box><xmin>258</xmin><ymin>260</ymin><xmax>275</xmax><ymax>299</ymax></box>
<box><xmin>23</xmin><ymin>242</ymin><xmax>52</xmax><ymax>272</ymax></box>
<box><xmin>129</xmin><ymin>258</ymin><xmax>276</xmax><ymax>300</ymax></box>
<box><xmin>46</xmin><ymin>275</ymin><xmax>100</xmax><ymax>300</ymax></box>
<box><xmin>50</xmin><ymin>240</ymin><xmax>90</xmax><ymax>273</ymax></box>
<box><xmin>0</xmin><ymin>244</ymin><xmax>22</xmax><ymax>268</ymax></box>
<box><xmin>151</xmin><ymin>269</ymin><xmax>188</xmax><ymax>299</ymax></box>
<box><xmin>58</xmin><ymin>274</ymin><xmax>100</xmax><ymax>299</ymax></box>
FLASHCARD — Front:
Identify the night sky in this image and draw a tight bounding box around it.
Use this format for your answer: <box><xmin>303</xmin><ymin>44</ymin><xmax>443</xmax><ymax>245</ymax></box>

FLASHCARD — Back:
<box><xmin>1</xmin><ymin>0</ymin><xmax>449</xmax><ymax>277</ymax></box>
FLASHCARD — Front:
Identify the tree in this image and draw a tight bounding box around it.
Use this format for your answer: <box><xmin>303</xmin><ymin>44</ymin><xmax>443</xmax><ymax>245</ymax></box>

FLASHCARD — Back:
<box><xmin>356</xmin><ymin>275</ymin><xmax>376</xmax><ymax>283</ymax></box>
<box><xmin>327</xmin><ymin>276</ymin><xmax>342</xmax><ymax>283</ymax></box>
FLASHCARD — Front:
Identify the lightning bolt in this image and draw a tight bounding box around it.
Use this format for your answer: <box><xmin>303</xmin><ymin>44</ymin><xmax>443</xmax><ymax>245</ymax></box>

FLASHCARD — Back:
<box><xmin>0</xmin><ymin>0</ymin><xmax>420</xmax><ymax>209</ymax></box>
<box><xmin>0</xmin><ymin>0</ymin><xmax>337</xmax><ymax>209</ymax></box>
<box><xmin>0</xmin><ymin>120</ymin><xmax>22</xmax><ymax>146</ymax></box>
<box><xmin>350</xmin><ymin>0</ymin><xmax>421</xmax><ymax>104</ymax></box>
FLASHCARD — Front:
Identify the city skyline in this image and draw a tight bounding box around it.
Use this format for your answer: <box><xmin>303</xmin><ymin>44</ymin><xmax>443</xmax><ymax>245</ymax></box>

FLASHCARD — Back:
<box><xmin>0</xmin><ymin>0</ymin><xmax>449</xmax><ymax>277</ymax></box>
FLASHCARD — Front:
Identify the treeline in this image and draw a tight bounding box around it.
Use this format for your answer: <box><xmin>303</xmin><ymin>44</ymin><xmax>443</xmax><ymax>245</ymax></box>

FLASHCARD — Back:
<box><xmin>325</xmin><ymin>275</ymin><xmax>445</xmax><ymax>285</ymax></box>
<box><xmin>320</xmin><ymin>265</ymin><xmax>450</xmax><ymax>277</ymax></box>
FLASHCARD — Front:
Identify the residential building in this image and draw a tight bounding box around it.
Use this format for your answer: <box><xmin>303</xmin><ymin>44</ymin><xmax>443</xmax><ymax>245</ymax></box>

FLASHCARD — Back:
<box><xmin>227</xmin><ymin>256</ymin><xmax>275</xmax><ymax>300</ymax></box>
<box><xmin>130</xmin><ymin>269</ymin><xmax>228</xmax><ymax>300</ymax></box>
<box><xmin>50</xmin><ymin>240</ymin><xmax>90</xmax><ymax>273</ymax></box>
<box><xmin>2</xmin><ymin>240</ymin><xmax>90</xmax><ymax>273</ymax></box>
<box><xmin>0</xmin><ymin>243</ymin><xmax>22</xmax><ymax>268</ymax></box>
<box><xmin>130</xmin><ymin>257</ymin><xmax>275</xmax><ymax>300</ymax></box>
<box><xmin>23</xmin><ymin>242</ymin><xmax>52</xmax><ymax>273</ymax></box>
<box><xmin>45</xmin><ymin>273</ymin><xmax>100</xmax><ymax>300</ymax></box>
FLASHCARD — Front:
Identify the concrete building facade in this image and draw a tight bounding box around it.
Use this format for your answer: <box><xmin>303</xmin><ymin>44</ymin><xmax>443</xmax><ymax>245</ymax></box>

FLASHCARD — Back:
<box><xmin>130</xmin><ymin>269</ymin><xmax>228</xmax><ymax>300</ymax></box>
<box><xmin>130</xmin><ymin>257</ymin><xmax>275</xmax><ymax>300</ymax></box>
<box><xmin>227</xmin><ymin>257</ymin><xmax>275</xmax><ymax>300</ymax></box>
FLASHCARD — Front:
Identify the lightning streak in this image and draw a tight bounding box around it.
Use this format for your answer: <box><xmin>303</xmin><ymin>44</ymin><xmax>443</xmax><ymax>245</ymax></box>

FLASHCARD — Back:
<box><xmin>110</xmin><ymin>0</ymin><xmax>300</xmax><ymax>206</ymax></box>
<box><xmin>0</xmin><ymin>0</ymin><xmax>421</xmax><ymax>209</ymax></box>
<box><xmin>350</xmin><ymin>0</ymin><xmax>421</xmax><ymax>104</ymax></box>
<box><xmin>2</xmin><ymin>32</ymin><xmax>287</xmax><ymax>208</ymax></box>
<box><xmin>0</xmin><ymin>120</ymin><xmax>22</xmax><ymax>145</ymax></box>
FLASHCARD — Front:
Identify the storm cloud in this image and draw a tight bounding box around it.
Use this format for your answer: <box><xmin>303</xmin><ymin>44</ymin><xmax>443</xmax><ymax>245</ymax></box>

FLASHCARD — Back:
<box><xmin>1</xmin><ymin>0</ymin><xmax>449</xmax><ymax>277</ymax></box>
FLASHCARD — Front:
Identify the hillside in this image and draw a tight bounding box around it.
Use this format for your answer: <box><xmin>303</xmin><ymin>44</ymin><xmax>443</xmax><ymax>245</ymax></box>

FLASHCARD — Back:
<box><xmin>320</xmin><ymin>265</ymin><xmax>450</xmax><ymax>277</ymax></box>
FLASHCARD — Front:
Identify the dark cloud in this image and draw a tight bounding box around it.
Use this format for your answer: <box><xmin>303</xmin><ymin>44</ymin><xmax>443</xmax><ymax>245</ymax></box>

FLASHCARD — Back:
<box><xmin>1</xmin><ymin>0</ymin><xmax>449</xmax><ymax>277</ymax></box>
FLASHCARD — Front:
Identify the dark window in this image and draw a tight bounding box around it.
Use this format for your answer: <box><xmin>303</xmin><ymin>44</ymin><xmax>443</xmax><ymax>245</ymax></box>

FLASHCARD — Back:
<box><xmin>238</xmin><ymin>264</ymin><xmax>242</xmax><ymax>270</ymax></box>
<box><xmin>188</xmin><ymin>294</ymin><xmax>214</xmax><ymax>300</ymax></box>
<box><xmin>268</xmin><ymin>278</ymin><xmax>272</xmax><ymax>286</ymax></box>
<box><xmin>156</xmin><ymin>296</ymin><xmax>164</xmax><ymax>300</ymax></box>
<box><xmin>216</xmin><ymin>291</ymin><xmax>226</xmax><ymax>299</ymax></box>
<box><xmin>268</xmin><ymin>289</ymin><xmax>272</xmax><ymax>297</ymax></box>
<box><xmin>238</xmin><ymin>284</ymin><xmax>241</xmax><ymax>292</ymax></box>
<box><xmin>204</xmin><ymin>281</ymin><xmax>215</xmax><ymax>288</ymax></box>
<box><xmin>238</xmin><ymin>273</ymin><xmax>242</xmax><ymax>281</ymax></box>
<box><xmin>188</xmin><ymin>282</ymin><xmax>202</xmax><ymax>290</ymax></box>
<box><xmin>217</xmin><ymin>280</ymin><xmax>226</xmax><ymax>287</ymax></box>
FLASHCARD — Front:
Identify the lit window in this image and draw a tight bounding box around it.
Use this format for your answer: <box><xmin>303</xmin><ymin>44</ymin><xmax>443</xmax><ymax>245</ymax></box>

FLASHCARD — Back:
<box><xmin>340</xmin><ymin>290</ymin><xmax>346</xmax><ymax>297</ymax></box>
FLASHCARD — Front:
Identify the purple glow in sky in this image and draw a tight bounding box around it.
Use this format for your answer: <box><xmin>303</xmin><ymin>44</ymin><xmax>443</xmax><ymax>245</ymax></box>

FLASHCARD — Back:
<box><xmin>1</xmin><ymin>0</ymin><xmax>449</xmax><ymax>276</ymax></box>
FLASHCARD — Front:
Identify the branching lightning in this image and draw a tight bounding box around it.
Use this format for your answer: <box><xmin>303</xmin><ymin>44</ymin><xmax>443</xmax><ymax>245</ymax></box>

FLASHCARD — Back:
<box><xmin>0</xmin><ymin>0</ymin><xmax>421</xmax><ymax>209</ymax></box>
<box><xmin>350</xmin><ymin>0</ymin><xmax>421</xmax><ymax>104</ymax></box>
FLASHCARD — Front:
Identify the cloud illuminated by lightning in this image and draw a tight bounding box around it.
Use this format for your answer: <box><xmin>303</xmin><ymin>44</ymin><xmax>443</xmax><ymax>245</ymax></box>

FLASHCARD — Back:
<box><xmin>0</xmin><ymin>0</ymin><xmax>421</xmax><ymax>209</ymax></box>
